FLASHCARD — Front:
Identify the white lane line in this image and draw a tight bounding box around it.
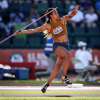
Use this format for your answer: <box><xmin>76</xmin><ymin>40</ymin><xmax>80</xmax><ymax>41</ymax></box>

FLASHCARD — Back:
<box><xmin>0</xmin><ymin>86</ymin><xmax>100</xmax><ymax>91</ymax></box>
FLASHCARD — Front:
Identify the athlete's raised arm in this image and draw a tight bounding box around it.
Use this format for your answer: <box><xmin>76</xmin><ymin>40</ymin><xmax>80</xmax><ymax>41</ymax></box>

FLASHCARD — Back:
<box><xmin>15</xmin><ymin>23</ymin><xmax>48</xmax><ymax>35</ymax></box>
<box><xmin>64</xmin><ymin>5</ymin><xmax>80</xmax><ymax>21</ymax></box>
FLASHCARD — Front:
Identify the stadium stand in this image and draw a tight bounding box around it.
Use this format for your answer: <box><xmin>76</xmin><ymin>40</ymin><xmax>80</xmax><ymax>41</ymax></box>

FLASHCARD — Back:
<box><xmin>0</xmin><ymin>0</ymin><xmax>100</xmax><ymax>80</ymax></box>
<box><xmin>0</xmin><ymin>0</ymin><xmax>99</xmax><ymax>49</ymax></box>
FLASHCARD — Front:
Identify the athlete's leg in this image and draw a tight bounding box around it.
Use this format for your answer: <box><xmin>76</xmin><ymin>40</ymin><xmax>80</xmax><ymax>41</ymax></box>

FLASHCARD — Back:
<box><xmin>41</xmin><ymin>47</ymin><xmax>64</xmax><ymax>93</ymax></box>
<box><xmin>41</xmin><ymin>57</ymin><xmax>63</xmax><ymax>93</ymax></box>
<box><xmin>47</xmin><ymin>47</ymin><xmax>67</xmax><ymax>85</ymax></box>
<box><xmin>47</xmin><ymin>57</ymin><xmax>63</xmax><ymax>84</ymax></box>
<box><xmin>61</xmin><ymin>50</ymin><xmax>72</xmax><ymax>84</ymax></box>
<box><xmin>62</xmin><ymin>51</ymin><xmax>71</xmax><ymax>77</ymax></box>
<box><xmin>45</xmin><ymin>48</ymin><xmax>71</xmax><ymax>85</ymax></box>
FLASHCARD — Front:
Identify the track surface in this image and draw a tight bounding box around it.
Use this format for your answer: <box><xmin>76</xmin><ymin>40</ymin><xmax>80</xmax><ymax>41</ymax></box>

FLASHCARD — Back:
<box><xmin>0</xmin><ymin>85</ymin><xmax>100</xmax><ymax>97</ymax></box>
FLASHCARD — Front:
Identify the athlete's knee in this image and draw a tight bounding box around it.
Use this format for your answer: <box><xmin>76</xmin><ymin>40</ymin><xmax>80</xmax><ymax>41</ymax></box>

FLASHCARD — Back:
<box><xmin>65</xmin><ymin>51</ymin><xmax>70</xmax><ymax>59</ymax></box>
<box><xmin>56</xmin><ymin>51</ymin><xmax>66</xmax><ymax>59</ymax></box>
<box><xmin>55</xmin><ymin>57</ymin><xmax>63</xmax><ymax>68</ymax></box>
<box><xmin>55</xmin><ymin>47</ymin><xmax>70</xmax><ymax>60</ymax></box>
<box><xmin>60</xmin><ymin>52</ymin><xmax>69</xmax><ymax>60</ymax></box>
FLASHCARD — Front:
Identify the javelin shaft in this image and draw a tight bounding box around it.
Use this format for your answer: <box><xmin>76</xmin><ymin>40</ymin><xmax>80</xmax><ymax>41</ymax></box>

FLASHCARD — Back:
<box><xmin>0</xmin><ymin>8</ymin><xmax>56</xmax><ymax>45</ymax></box>
<box><xmin>0</xmin><ymin>33</ymin><xmax>16</xmax><ymax>44</ymax></box>
<box><xmin>21</xmin><ymin>8</ymin><xmax>57</xmax><ymax>31</ymax></box>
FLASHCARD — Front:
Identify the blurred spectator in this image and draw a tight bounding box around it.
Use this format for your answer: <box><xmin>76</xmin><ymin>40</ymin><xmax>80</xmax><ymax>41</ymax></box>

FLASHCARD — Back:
<box><xmin>83</xmin><ymin>7</ymin><xmax>98</xmax><ymax>32</ymax></box>
<box><xmin>14</xmin><ymin>12</ymin><xmax>24</xmax><ymax>24</ymax></box>
<box><xmin>0</xmin><ymin>0</ymin><xmax>8</xmax><ymax>10</ymax></box>
<box><xmin>95</xmin><ymin>0</ymin><xmax>100</xmax><ymax>14</ymax></box>
<box><xmin>0</xmin><ymin>0</ymin><xmax>99</xmax><ymax>49</ymax></box>
<box><xmin>0</xmin><ymin>16</ymin><xmax>9</xmax><ymax>40</ymax></box>
<box><xmin>52</xmin><ymin>0</ymin><xmax>64</xmax><ymax>15</ymax></box>
<box><xmin>7</xmin><ymin>23</ymin><xmax>15</xmax><ymax>36</ymax></box>
<box><xmin>95</xmin><ymin>0</ymin><xmax>100</xmax><ymax>32</ymax></box>
<box><xmin>73</xmin><ymin>41</ymin><xmax>97</xmax><ymax>82</ymax></box>
<box><xmin>8</xmin><ymin>0</ymin><xmax>20</xmax><ymax>13</ymax></box>
<box><xmin>65</xmin><ymin>0</ymin><xmax>74</xmax><ymax>13</ymax></box>
<box><xmin>35</xmin><ymin>0</ymin><xmax>48</xmax><ymax>16</ymax></box>
<box><xmin>69</xmin><ymin>5</ymin><xmax>84</xmax><ymax>32</ymax></box>
<box><xmin>79</xmin><ymin>0</ymin><xmax>93</xmax><ymax>10</ymax></box>
<box><xmin>19</xmin><ymin>0</ymin><xmax>32</xmax><ymax>17</ymax></box>
<box><xmin>30</xmin><ymin>8</ymin><xmax>40</xmax><ymax>27</ymax></box>
<box><xmin>7</xmin><ymin>12</ymin><xmax>24</xmax><ymax>36</ymax></box>
<box><xmin>7</xmin><ymin>13</ymin><xmax>16</xmax><ymax>35</ymax></box>
<box><xmin>47</xmin><ymin>0</ymin><xmax>53</xmax><ymax>7</ymax></box>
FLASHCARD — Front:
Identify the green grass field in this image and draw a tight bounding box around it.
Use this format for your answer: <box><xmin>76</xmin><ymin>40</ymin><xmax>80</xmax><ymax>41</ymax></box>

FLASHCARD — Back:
<box><xmin>0</xmin><ymin>88</ymin><xmax>100</xmax><ymax>100</ymax></box>
<box><xmin>0</xmin><ymin>80</ymin><xmax>99</xmax><ymax>86</ymax></box>
<box><xmin>0</xmin><ymin>97</ymin><xmax>100</xmax><ymax>100</ymax></box>
<box><xmin>0</xmin><ymin>80</ymin><xmax>100</xmax><ymax>100</ymax></box>
<box><xmin>0</xmin><ymin>90</ymin><xmax>99</xmax><ymax>95</ymax></box>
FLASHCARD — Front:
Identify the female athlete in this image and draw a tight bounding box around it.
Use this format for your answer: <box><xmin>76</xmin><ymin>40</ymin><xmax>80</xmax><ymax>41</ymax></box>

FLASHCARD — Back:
<box><xmin>16</xmin><ymin>5</ymin><xmax>80</xmax><ymax>93</ymax></box>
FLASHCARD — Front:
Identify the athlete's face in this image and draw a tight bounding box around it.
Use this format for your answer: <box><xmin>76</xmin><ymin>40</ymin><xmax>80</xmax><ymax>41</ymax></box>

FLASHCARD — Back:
<box><xmin>50</xmin><ymin>10</ymin><xmax>60</xmax><ymax>20</ymax></box>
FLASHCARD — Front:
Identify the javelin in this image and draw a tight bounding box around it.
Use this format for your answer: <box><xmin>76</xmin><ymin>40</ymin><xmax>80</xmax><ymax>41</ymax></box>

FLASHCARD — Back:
<box><xmin>0</xmin><ymin>8</ymin><xmax>57</xmax><ymax>45</ymax></box>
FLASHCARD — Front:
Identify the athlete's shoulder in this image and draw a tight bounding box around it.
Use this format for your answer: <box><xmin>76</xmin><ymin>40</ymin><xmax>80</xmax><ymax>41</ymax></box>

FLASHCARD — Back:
<box><xmin>60</xmin><ymin>16</ymin><xmax>68</xmax><ymax>24</ymax></box>
<box><xmin>62</xmin><ymin>15</ymin><xmax>70</xmax><ymax>21</ymax></box>
<box><xmin>42</xmin><ymin>23</ymin><xmax>51</xmax><ymax>32</ymax></box>
<box><xmin>45</xmin><ymin>22</ymin><xmax>51</xmax><ymax>28</ymax></box>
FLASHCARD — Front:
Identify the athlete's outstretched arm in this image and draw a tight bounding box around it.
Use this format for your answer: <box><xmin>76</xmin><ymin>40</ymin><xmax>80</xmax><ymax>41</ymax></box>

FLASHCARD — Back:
<box><xmin>64</xmin><ymin>5</ymin><xmax>80</xmax><ymax>21</ymax></box>
<box><xmin>15</xmin><ymin>23</ymin><xmax>47</xmax><ymax>35</ymax></box>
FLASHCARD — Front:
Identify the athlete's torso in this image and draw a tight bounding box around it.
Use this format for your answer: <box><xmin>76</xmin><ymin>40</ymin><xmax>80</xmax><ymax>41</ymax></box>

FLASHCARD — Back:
<box><xmin>48</xmin><ymin>17</ymin><xmax>68</xmax><ymax>43</ymax></box>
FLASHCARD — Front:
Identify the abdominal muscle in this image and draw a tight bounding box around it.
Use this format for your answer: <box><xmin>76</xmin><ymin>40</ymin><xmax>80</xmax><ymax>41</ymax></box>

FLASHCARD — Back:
<box><xmin>53</xmin><ymin>34</ymin><xmax>68</xmax><ymax>43</ymax></box>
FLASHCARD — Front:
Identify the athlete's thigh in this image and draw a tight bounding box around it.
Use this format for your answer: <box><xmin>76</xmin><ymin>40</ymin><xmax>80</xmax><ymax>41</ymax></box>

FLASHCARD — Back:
<box><xmin>55</xmin><ymin>46</ymin><xmax>67</xmax><ymax>58</ymax></box>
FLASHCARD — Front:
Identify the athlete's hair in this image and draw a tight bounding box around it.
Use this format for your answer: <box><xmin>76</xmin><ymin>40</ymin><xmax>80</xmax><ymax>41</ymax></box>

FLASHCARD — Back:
<box><xmin>45</xmin><ymin>8</ymin><xmax>56</xmax><ymax>23</ymax></box>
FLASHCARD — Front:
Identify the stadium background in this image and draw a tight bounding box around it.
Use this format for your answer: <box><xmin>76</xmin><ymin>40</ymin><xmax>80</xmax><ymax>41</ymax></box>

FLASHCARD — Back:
<box><xmin>0</xmin><ymin>0</ymin><xmax>100</xmax><ymax>80</ymax></box>
<box><xmin>0</xmin><ymin>0</ymin><xmax>100</xmax><ymax>49</ymax></box>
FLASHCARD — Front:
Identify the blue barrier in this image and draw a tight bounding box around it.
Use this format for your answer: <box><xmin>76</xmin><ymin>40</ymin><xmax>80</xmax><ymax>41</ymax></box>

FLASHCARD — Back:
<box><xmin>0</xmin><ymin>68</ymin><xmax>4</xmax><ymax>80</ymax></box>
<box><xmin>15</xmin><ymin>68</ymin><xmax>29</xmax><ymax>80</ymax></box>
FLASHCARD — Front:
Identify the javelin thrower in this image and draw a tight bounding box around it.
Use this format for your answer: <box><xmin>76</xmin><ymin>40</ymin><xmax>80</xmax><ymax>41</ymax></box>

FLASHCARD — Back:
<box><xmin>15</xmin><ymin>5</ymin><xmax>80</xmax><ymax>93</ymax></box>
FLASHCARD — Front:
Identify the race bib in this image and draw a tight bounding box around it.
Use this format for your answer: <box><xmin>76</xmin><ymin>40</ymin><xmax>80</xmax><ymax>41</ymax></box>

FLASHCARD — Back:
<box><xmin>53</xmin><ymin>26</ymin><xmax>63</xmax><ymax>35</ymax></box>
